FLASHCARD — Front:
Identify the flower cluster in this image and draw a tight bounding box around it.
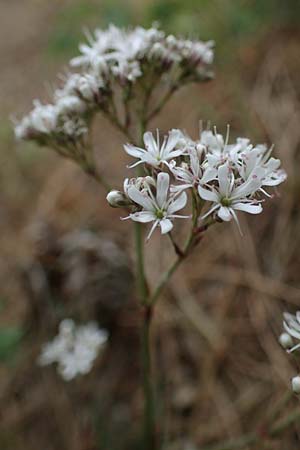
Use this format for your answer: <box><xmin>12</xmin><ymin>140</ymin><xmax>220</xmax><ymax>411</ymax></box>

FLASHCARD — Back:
<box><xmin>14</xmin><ymin>25</ymin><xmax>213</xmax><ymax>163</ymax></box>
<box><xmin>70</xmin><ymin>24</ymin><xmax>214</xmax><ymax>83</ymax></box>
<box><xmin>107</xmin><ymin>127</ymin><xmax>286</xmax><ymax>238</ymax></box>
<box><xmin>38</xmin><ymin>319</ymin><xmax>108</xmax><ymax>381</ymax></box>
<box><xmin>279</xmin><ymin>311</ymin><xmax>300</xmax><ymax>394</ymax></box>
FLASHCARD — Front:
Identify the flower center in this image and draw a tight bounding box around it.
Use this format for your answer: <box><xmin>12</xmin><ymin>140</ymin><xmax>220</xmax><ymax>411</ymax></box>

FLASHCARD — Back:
<box><xmin>220</xmin><ymin>197</ymin><xmax>231</xmax><ymax>207</ymax></box>
<box><xmin>155</xmin><ymin>208</ymin><xmax>165</xmax><ymax>219</ymax></box>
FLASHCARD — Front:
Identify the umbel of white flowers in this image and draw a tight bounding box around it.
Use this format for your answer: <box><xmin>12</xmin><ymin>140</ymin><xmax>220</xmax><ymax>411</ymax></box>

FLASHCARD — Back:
<box><xmin>13</xmin><ymin>24</ymin><xmax>214</xmax><ymax>162</ymax></box>
<box><xmin>107</xmin><ymin>127</ymin><xmax>286</xmax><ymax>239</ymax></box>
<box><xmin>38</xmin><ymin>319</ymin><xmax>108</xmax><ymax>381</ymax></box>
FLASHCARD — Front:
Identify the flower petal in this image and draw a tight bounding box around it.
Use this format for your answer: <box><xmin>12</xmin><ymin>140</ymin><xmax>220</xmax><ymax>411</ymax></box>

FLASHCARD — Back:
<box><xmin>162</xmin><ymin>129</ymin><xmax>181</xmax><ymax>156</ymax></box>
<box><xmin>198</xmin><ymin>185</ymin><xmax>219</xmax><ymax>202</ymax></box>
<box><xmin>201</xmin><ymin>167</ymin><xmax>217</xmax><ymax>184</ymax></box>
<box><xmin>233</xmin><ymin>167</ymin><xmax>265</xmax><ymax>198</ymax></box>
<box><xmin>143</xmin><ymin>131</ymin><xmax>158</xmax><ymax>156</ymax></box>
<box><xmin>168</xmin><ymin>191</ymin><xmax>187</xmax><ymax>214</ymax></box>
<box><xmin>127</xmin><ymin>186</ymin><xmax>155</xmax><ymax>210</ymax></box>
<box><xmin>124</xmin><ymin>143</ymin><xmax>145</xmax><ymax>158</ymax></box>
<box><xmin>233</xmin><ymin>202</ymin><xmax>263</xmax><ymax>214</ymax></box>
<box><xmin>217</xmin><ymin>206</ymin><xmax>232</xmax><ymax>221</ymax></box>
<box><xmin>156</xmin><ymin>172</ymin><xmax>170</xmax><ymax>208</ymax></box>
<box><xmin>218</xmin><ymin>164</ymin><xmax>230</xmax><ymax>196</ymax></box>
<box><xmin>160</xmin><ymin>218</ymin><xmax>173</xmax><ymax>234</ymax></box>
<box><xmin>129</xmin><ymin>211</ymin><xmax>156</xmax><ymax>223</ymax></box>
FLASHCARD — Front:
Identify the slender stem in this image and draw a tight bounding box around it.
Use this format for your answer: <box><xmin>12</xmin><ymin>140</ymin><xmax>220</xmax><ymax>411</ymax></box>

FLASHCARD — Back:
<box><xmin>149</xmin><ymin>217</ymin><xmax>216</xmax><ymax>307</ymax></box>
<box><xmin>84</xmin><ymin>165</ymin><xmax>111</xmax><ymax>192</ymax></box>
<box><xmin>149</xmin><ymin>257</ymin><xmax>183</xmax><ymax>306</ymax></box>
<box><xmin>135</xmin><ymin>221</ymin><xmax>149</xmax><ymax>304</ymax></box>
<box><xmin>147</xmin><ymin>84</ymin><xmax>179</xmax><ymax>122</ymax></box>
<box><xmin>168</xmin><ymin>232</ymin><xmax>184</xmax><ymax>257</ymax></box>
<box><xmin>133</xmin><ymin>114</ymin><xmax>156</xmax><ymax>449</ymax></box>
<box><xmin>141</xmin><ymin>304</ymin><xmax>156</xmax><ymax>449</ymax></box>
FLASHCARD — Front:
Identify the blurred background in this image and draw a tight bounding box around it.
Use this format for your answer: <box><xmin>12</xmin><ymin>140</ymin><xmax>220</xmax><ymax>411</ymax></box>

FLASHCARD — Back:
<box><xmin>1</xmin><ymin>0</ymin><xmax>300</xmax><ymax>449</ymax></box>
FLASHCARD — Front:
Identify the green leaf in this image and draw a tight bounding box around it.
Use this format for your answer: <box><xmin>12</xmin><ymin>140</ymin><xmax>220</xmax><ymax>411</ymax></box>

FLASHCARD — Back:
<box><xmin>0</xmin><ymin>327</ymin><xmax>24</xmax><ymax>362</ymax></box>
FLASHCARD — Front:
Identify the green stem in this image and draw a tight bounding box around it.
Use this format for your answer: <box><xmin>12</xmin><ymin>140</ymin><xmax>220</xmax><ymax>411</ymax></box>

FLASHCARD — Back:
<box><xmin>135</xmin><ymin>221</ymin><xmax>149</xmax><ymax>304</ymax></box>
<box><xmin>141</xmin><ymin>304</ymin><xmax>156</xmax><ymax>449</ymax></box>
<box><xmin>149</xmin><ymin>217</ymin><xmax>216</xmax><ymax>307</ymax></box>
<box><xmin>134</xmin><ymin>116</ymin><xmax>156</xmax><ymax>449</ymax></box>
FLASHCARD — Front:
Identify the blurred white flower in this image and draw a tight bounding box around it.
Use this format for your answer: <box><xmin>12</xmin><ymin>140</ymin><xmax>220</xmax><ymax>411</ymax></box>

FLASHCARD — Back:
<box><xmin>15</xmin><ymin>101</ymin><xmax>58</xmax><ymax>139</ymax></box>
<box><xmin>291</xmin><ymin>375</ymin><xmax>300</xmax><ymax>394</ymax></box>
<box><xmin>38</xmin><ymin>319</ymin><xmax>108</xmax><ymax>381</ymax></box>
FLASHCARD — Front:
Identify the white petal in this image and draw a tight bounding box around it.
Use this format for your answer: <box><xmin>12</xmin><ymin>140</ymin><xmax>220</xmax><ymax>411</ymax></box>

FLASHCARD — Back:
<box><xmin>127</xmin><ymin>186</ymin><xmax>155</xmax><ymax>210</ymax></box>
<box><xmin>218</xmin><ymin>164</ymin><xmax>230</xmax><ymax>196</ymax></box>
<box><xmin>217</xmin><ymin>206</ymin><xmax>232</xmax><ymax>221</ymax></box>
<box><xmin>233</xmin><ymin>202</ymin><xmax>263</xmax><ymax>214</ymax></box>
<box><xmin>165</xmin><ymin>149</ymin><xmax>186</xmax><ymax>159</ymax></box>
<box><xmin>156</xmin><ymin>172</ymin><xmax>170</xmax><ymax>208</ymax></box>
<box><xmin>284</xmin><ymin>322</ymin><xmax>300</xmax><ymax>340</ymax></box>
<box><xmin>233</xmin><ymin>167</ymin><xmax>265</xmax><ymax>198</ymax></box>
<box><xmin>143</xmin><ymin>131</ymin><xmax>158</xmax><ymax>155</ymax></box>
<box><xmin>129</xmin><ymin>211</ymin><xmax>156</xmax><ymax>223</ymax></box>
<box><xmin>201</xmin><ymin>167</ymin><xmax>217</xmax><ymax>184</ymax></box>
<box><xmin>198</xmin><ymin>185</ymin><xmax>219</xmax><ymax>202</ymax></box>
<box><xmin>168</xmin><ymin>192</ymin><xmax>187</xmax><ymax>214</ymax></box>
<box><xmin>160</xmin><ymin>218</ymin><xmax>173</xmax><ymax>234</ymax></box>
<box><xmin>124</xmin><ymin>143</ymin><xmax>145</xmax><ymax>158</ymax></box>
<box><xmin>163</xmin><ymin>129</ymin><xmax>181</xmax><ymax>155</ymax></box>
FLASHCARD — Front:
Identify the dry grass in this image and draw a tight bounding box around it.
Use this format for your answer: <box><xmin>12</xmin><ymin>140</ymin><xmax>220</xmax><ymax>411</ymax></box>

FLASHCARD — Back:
<box><xmin>0</xmin><ymin>2</ymin><xmax>300</xmax><ymax>449</ymax></box>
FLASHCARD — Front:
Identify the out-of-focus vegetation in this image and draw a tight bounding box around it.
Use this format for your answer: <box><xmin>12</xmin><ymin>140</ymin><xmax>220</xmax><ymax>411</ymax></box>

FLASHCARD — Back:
<box><xmin>1</xmin><ymin>1</ymin><xmax>300</xmax><ymax>449</ymax></box>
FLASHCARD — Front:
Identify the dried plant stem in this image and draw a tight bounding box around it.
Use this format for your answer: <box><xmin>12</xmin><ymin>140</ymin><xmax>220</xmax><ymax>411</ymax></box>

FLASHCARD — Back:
<box><xmin>199</xmin><ymin>407</ymin><xmax>300</xmax><ymax>450</ymax></box>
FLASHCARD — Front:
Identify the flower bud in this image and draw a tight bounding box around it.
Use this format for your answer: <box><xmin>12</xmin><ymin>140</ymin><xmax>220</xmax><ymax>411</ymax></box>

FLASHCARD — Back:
<box><xmin>279</xmin><ymin>332</ymin><xmax>293</xmax><ymax>349</ymax></box>
<box><xmin>292</xmin><ymin>375</ymin><xmax>300</xmax><ymax>394</ymax></box>
<box><xmin>106</xmin><ymin>190</ymin><xmax>130</xmax><ymax>208</ymax></box>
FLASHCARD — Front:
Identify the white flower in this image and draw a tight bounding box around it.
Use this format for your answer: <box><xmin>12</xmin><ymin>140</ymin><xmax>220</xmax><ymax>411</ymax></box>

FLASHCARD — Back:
<box><xmin>292</xmin><ymin>376</ymin><xmax>300</xmax><ymax>394</ymax></box>
<box><xmin>38</xmin><ymin>319</ymin><xmax>108</xmax><ymax>381</ymax></box>
<box><xmin>61</xmin><ymin>117</ymin><xmax>88</xmax><ymax>137</ymax></box>
<box><xmin>56</xmin><ymin>95</ymin><xmax>87</xmax><ymax>115</ymax></box>
<box><xmin>111</xmin><ymin>59</ymin><xmax>142</xmax><ymax>83</ymax></box>
<box><xmin>237</xmin><ymin>145</ymin><xmax>287</xmax><ymax>188</ymax></box>
<box><xmin>283</xmin><ymin>312</ymin><xmax>300</xmax><ymax>353</ymax></box>
<box><xmin>180</xmin><ymin>39</ymin><xmax>215</xmax><ymax>65</ymax></box>
<box><xmin>198</xmin><ymin>163</ymin><xmax>264</xmax><ymax>229</ymax></box>
<box><xmin>200</xmin><ymin>130</ymin><xmax>224</xmax><ymax>151</ymax></box>
<box><xmin>56</xmin><ymin>73</ymin><xmax>103</xmax><ymax>101</ymax></box>
<box><xmin>124</xmin><ymin>172</ymin><xmax>188</xmax><ymax>240</ymax></box>
<box><xmin>16</xmin><ymin>101</ymin><xmax>58</xmax><ymax>138</ymax></box>
<box><xmin>123</xmin><ymin>176</ymin><xmax>156</xmax><ymax>197</ymax></box>
<box><xmin>14</xmin><ymin>116</ymin><xmax>32</xmax><ymax>140</ymax></box>
<box><xmin>124</xmin><ymin>129</ymin><xmax>185</xmax><ymax>168</ymax></box>
<box><xmin>279</xmin><ymin>332</ymin><xmax>293</xmax><ymax>350</ymax></box>
<box><xmin>106</xmin><ymin>190</ymin><xmax>131</xmax><ymax>208</ymax></box>
<box><xmin>170</xmin><ymin>148</ymin><xmax>217</xmax><ymax>192</ymax></box>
